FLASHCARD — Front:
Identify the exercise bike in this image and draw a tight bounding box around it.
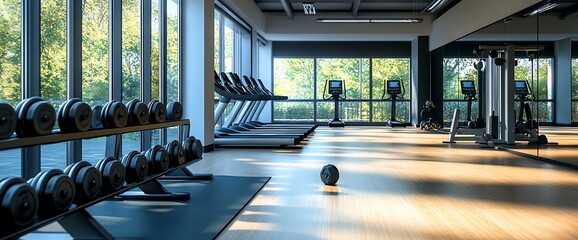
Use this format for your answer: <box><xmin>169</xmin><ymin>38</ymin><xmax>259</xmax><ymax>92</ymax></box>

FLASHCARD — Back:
<box><xmin>513</xmin><ymin>80</ymin><xmax>548</xmax><ymax>144</ymax></box>
<box><xmin>323</xmin><ymin>79</ymin><xmax>346</xmax><ymax>127</ymax></box>
<box><xmin>382</xmin><ymin>80</ymin><xmax>406</xmax><ymax>128</ymax></box>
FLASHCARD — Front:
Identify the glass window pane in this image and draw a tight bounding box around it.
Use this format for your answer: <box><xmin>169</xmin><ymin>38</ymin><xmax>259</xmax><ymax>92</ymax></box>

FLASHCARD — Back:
<box><xmin>342</xmin><ymin>102</ymin><xmax>370</xmax><ymax>122</ymax></box>
<box><xmin>167</xmin><ymin>0</ymin><xmax>179</xmax><ymax>103</ymax></box>
<box><xmin>214</xmin><ymin>10</ymin><xmax>220</xmax><ymax>72</ymax></box>
<box><xmin>151</xmin><ymin>0</ymin><xmax>160</xmax><ymax>101</ymax></box>
<box><xmin>41</xmin><ymin>0</ymin><xmax>67</xmax><ymax>170</ymax></box>
<box><xmin>273</xmin><ymin>102</ymin><xmax>314</xmax><ymax>122</ymax></box>
<box><xmin>372</xmin><ymin>58</ymin><xmax>410</xmax><ymax>100</ymax></box>
<box><xmin>223</xmin><ymin>17</ymin><xmax>234</xmax><ymax>73</ymax></box>
<box><xmin>316</xmin><ymin>58</ymin><xmax>370</xmax><ymax>100</ymax></box>
<box><xmin>122</xmin><ymin>0</ymin><xmax>141</xmax><ymax>154</ymax></box>
<box><xmin>82</xmin><ymin>0</ymin><xmax>109</xmax><ymax>164</ymax></box>
<box><xmin>0</xmin><ymin>0</ymin><xmax>22</xmax><ymax>177</ymax></box>
<box><xmin>122</xmin><ymin>0</ymin><xmax>141</xmax><ymax>101</ymax></box>
<box><xmin>273</xmin><ymin>58</ymin><xmax>314</xmax><ymax>99</ymax></box>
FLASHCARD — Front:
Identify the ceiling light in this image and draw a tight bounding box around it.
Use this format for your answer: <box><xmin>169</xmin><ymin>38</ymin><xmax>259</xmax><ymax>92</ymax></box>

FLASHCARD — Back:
<box><xmin>317</xmin><ymin>18</ymin><xmax>423</xmax><ymax>23</ymax></box>
<box><xmin>523</xmin><ymin>2</ymin><xmax>559</xmax><ymax>17</ymax></box>
<box><xmin>303</xmin><ymin>2</ymin><xmax>316</xmax><ymax>15</ymax></box>
<box><xmin>424</xmin><ymin>0</ymin><xmax>446</xmax><ymax>12</ymax></box>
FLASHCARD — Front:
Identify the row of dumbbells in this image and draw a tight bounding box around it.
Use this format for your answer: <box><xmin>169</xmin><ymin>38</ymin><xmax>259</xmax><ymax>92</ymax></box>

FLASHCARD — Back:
<box><xmin>0</xmin><ymin>98</ymin><xmax>184</xmax><ymax>139</ymax></box>
<box><xmin>0</xmin><ymin>137</ymin><xmax>201</xmax><ymax>229</ymax></box>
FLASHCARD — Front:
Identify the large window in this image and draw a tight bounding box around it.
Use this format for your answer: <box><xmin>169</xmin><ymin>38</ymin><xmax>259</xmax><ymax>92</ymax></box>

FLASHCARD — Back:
<box><xmin>272</xmin><ymin>57</ymin><xmax>411</xmax><ymax>123</ymax></box>
<box><xmin>441</xmin><ymin>58</ymin><xmax>479</xmax><ymax>123</ymax></box>
<box><xmin>0</xmin><ymin>0</ymin><xmax>182</xmax><ymax>178</ymax></box>
<box><xmin>515</xmin><ymin>58</ymin><xmax>554</xmax><ymax>123</ymax></box>
<box><xmin>441</xmin><ymin>57</ymin><xmax>554</xmax><ymax>124</ymax></box>
<box><xmin>0</xmin><ymin>0</ymin><xmax>22</xmax><ymax>177</ymax></box>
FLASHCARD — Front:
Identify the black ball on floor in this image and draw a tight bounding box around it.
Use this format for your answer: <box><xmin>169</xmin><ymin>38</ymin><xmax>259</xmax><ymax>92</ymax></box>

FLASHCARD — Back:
<box><xmin>320</xmin><ymin>164</ymin><xmax>339</xmax><ymax>186</ymax></box>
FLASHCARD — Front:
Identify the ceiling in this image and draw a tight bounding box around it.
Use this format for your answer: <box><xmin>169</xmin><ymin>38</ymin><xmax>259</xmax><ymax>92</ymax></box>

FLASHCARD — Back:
<box><xmin>253</xmin><ymin>0</ymin><xmax>457</xmax><ymax>17</ymax></box>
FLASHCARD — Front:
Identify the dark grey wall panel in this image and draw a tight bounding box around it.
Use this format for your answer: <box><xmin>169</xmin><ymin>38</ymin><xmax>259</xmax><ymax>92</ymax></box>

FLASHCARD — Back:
<box><xmin>272</xmin><ymin>41</ymin><xmax>411</xmax><ymax>58</ymax></box>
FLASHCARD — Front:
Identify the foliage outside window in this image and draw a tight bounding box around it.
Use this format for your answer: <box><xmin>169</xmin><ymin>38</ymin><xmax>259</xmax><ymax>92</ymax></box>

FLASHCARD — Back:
<box><xmin>0</xmin><ymin>0</ymin><xmax>22</xmax><ymax>177</ymax></box>
<box><xmin>272</xmin><ymin>57</ymin><xmax>410</xmax><ymax>123</ymax></box>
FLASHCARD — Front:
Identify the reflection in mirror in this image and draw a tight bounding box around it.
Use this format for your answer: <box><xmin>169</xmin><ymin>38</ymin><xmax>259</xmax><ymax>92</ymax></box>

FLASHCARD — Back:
<box><xmin>448</xmin><ymin>2</ymin><xmax>578</xmax><ymax>165</ymax></box>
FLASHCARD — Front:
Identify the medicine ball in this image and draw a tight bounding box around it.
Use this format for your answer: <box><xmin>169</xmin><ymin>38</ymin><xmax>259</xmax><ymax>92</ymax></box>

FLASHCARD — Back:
<box><xmin>320</xmin><ymin>164</ymin><xmax>339</xmax><ymax>186</ymax></box>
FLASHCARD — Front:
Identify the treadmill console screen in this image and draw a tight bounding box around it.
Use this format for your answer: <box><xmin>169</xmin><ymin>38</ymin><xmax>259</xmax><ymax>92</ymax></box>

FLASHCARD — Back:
<box><xmin>387</xmin><ymin>80</ymin><xmax>402</xmax><ymax>95</ymax></box>
<box><xmin>514</xmin><ymin>80</ymin><xmax>529</xmax><ymax>95</ymax></box>
<box><xmin>460</xmin><ymin>80</ymin><xmax>476</xmax><ymax>95</ymax></box>
<box><xmin>328</xmin><ymin>80</ymin><xmax>343</xmax><ymax>95</ymax></box>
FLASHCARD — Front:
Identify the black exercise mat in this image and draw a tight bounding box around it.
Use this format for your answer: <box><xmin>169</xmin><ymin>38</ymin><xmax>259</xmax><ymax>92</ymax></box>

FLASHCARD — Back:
<box><xmin>27</xmin><ymin>176</ymin><xmax>270</xmax><ymax>240</ymax></box>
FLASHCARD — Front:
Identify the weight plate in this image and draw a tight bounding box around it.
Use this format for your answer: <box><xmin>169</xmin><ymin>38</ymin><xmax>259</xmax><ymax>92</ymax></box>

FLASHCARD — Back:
<box><xmin>69</xmin><ymin>101</ymin><xmax>92</xmax><ymax>132</ymax></box>
<box><xmin>104</xmin><ymin>160</ymin><xmax>126</xmax><ymax>191</ymax></box>
<box><xmin>76</xmin><ymin>166</ymin><xmax>102</xmax><ymax>201</ymax></box>
<box><xmin>15</xmin><ymin>97</ymin><xmax>43</xmax><ymax>137</ymax></box>
<box><xmin>46</xmin><ymin>174</ymin><xmax>75</xmax><ymax>211</ymax></box>
<box><xmin>166</xmin><ymin>140</ymin><xmax>186</xmax><ymax>167</ymax></box>
<box><xmin>166</xmin><ymin>102</ymin><xmax>183</xmax><ymax>121</ymax></box>
<box><xmin>183</xmin><ymin>137</ymin><xmax>203</xmax><ymax>161</ymax></box>
<box><xmin>26</xmin><ymin>101</ymin><xmax>56</xmax><ymax>136</ymax></box>
<box><xmin>0</xmin><ymin>177</ymin><xmax>38</xmax><ymax>227</ymax></box>
<box><xmin>110</xmin><ymin>101</ymin><xmax>128</xmax><ymax>128</ymax></box>
<box><xmin>145</xmin><ymin>145</ymin><xmax>170</xmax><ymax>173</ymax></box>
<box><xmin>148</xmin><ymin>100</ymin><xmax>166</xmax><ymax>123</ymax></box>
<box><xmin>91</xmin><ymin>105</ymin><xmax>103</xmax><ymax>129</ymax></box>
<box><xmin>0</xmin><ymin>103</ymin><xmax>16</xmax><ymax>139</ymax></box>
<box><xmin>57</xmin><ymin>98</ymin><xmax>80</xmax><ymax>133</ymax></box>
<box><xmin>135</xmin><ymin>101</ymin><xmax>149</xmax><ymax>125</ymax></box>
<box><xmin>122</xmin><ymin>151</ymin><xmax>148</xmax><ymax>183</ymax></box>
<box><xmin>100</xmin><ymin>101</ymin><xmax>113</xmax><ymax>128</ymax></box>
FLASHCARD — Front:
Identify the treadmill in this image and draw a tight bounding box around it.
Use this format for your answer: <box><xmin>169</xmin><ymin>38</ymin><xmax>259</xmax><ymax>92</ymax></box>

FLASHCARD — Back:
<box><xmin>213</xmin><ymin>71</ymin><xmax>302</xmax><ymax>147</ymax></box>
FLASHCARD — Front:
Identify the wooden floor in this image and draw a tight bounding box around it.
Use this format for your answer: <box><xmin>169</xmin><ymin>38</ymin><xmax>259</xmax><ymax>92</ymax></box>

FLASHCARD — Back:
<box><xmin>189</xmin><ymin>127</ymin><xmax>578</xmax><ymax>240</ymax></box>
<box><xmin>503</xmin><ymin>126</ymin><xmax>578</xmax><ymax>167</ymax></box>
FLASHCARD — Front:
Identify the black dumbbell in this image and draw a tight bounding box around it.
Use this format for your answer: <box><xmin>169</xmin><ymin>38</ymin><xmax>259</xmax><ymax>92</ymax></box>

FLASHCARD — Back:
<box><xmin>0</xmin><ymin>103</ymin><xmax>17</xmax><ymax>139</ymax></box>
<box><xmin>147</xmin><ymin>100</ymin><xmax>166</xmax><ymax>123</ymax></box>
<box><xmin>91</xmin><ymin>105</ymin><xmax>103</xmax><ymax>129</ymax></box>
<box><xmin>15</xmin><ymin>97</ymin><xmax>56</xmax><ymax>137</ymax></box>
<box><xmin>100</xmin><ymin>100</ymin><xmax>128</xmax><ymax>128</ymax></box>
<box><xmin>182</xmin><ymin>136</ymin><xmax>203</xmax><ymax>161</ymax></box>
<box><xmin>166</xmin><ymin>102</ymin><xmax>183</xmax><ymax>121</ymax></box>
<box><xmin>126</xmin><ymin>99</ymin><xmax>150</xmax><ymax>126</ymax></box>
<box><xmin>63</xmin><ymin>161</ymin><xmax>102</xmax><ymax>203</ymax></box>
<box><xmin>165</xmin><ymin>140</ymin><xmax>186</xmax><ymax>167</ymax></box>
<box><xmin>0</xmin><ymin>177</ymin><xmax>38</xmax><ymax>228</ymax></box>
<box><xmin>95</xmin><ymin>157</ymin><xmax>126</xmax><ymax>193</ymax></box>
<box><xmin>58</xmin><ymin>98</ymin><xmax>92</xmax><ymax>133</ymax></box>
<box><xmin>28</xmin><ymin>169</ymin><xmax>75</xmax><ymax>217</ymax></box>
<box><xmin>121</xmin><ymin>151</ymin><xmax>149</xmax><ymax>183</ymax></box>
<box><xmin>142</xmin><ymin>145</ymin><xmax>170</xmax><ymax>174</ymax></box>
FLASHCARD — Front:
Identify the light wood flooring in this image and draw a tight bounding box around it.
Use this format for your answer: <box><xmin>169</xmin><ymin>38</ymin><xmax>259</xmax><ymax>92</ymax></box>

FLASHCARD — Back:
<box><xmin>188</xmin><ymin>126</ymin><xmax>578</xmax><ymax>240</ymax></box>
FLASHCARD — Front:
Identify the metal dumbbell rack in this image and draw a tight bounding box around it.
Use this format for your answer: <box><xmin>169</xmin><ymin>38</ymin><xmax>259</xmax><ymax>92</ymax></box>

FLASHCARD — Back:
<box><xmin>0</xmin><ymin>119</ymin><xmax>212</xmax><ymax>240</ymax></box>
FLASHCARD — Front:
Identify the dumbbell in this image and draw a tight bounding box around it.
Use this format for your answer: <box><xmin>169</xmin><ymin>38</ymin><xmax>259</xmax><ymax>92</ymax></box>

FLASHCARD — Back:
<box><xmin>182</xmin><ymin>136</ymin><xmax>203</xmax><ymax>161</ymax></box>
<box><xmin>63</xmin><ymin>161</ymin><xmax>102</xmax><ymax>203</ymax></box>
<box><xmin>58</xmin><ymin>98</ymin><xmax>92</xmax><ymax>133</ymax></box>
<box><xmin>91</xmin><ymin>105</ymin><xmax>103</xmax><ymax>129</ymax></box>
<box><xmin>15</xmin><ymin>97</ymin><xmax>56</xmax><ymax>137</ymax></box>
<box><xmin>121</xmin><ymin>151</ymin><xmax>149</xmax><ymax>183</ymax></box>
<box><xmin>100</xmin><ymin>100</ymin><xmax>128</xmax><ymax>128</ymax></box>
<box><xmin>95</xmin><ymin>157</ymin><xmax>126</xmax><ymax>193</ymax></box>
<box><xmin>142</xmin><ymin>145</ymin><xmax>170</xmax><ymax>175</ymax></box>
<box><xmin>0</xmin><ymin>103</ymin><xmax>17</xmax><ymax>139</ymax></box>
<box><xmin>126</xmin><ymin>99</ymin><xmax>149</xmax><ymax>126</ymax></box>
<box><xmin>27</xmin><ymin>169</ymin><xmax>75</xmax><ymax>217</ymax></box>
<box><xmin>0</xmin><ymin>177</ymin><xmax>38</xmax><ymax>227</ymax></box>
<box><xmin>166</xmin><ymin>140</ymin><xmax>186</xmax><ymax>167</ymax></box>
<box><xmin>166</xmin><ymin>102</ymin><xmax>183</xmax><ymax>121</ymax></box>
<box><xmin>148</xmin><ymin>100</ymin><xmax>166</xmax><ymax>123</ymax></box>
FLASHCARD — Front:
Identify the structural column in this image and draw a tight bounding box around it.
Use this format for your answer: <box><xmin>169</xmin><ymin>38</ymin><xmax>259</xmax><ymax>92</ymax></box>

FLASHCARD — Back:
<box><xmin>181</xmin><ymin>0</ymin><xmax>215</xmax><ymax>150</ymax></box>
<box><xmin>555</xmin><ymin>38</ymin><xmax>572</xmax><ymax>125</ymax></box>
<box><xmin>411</xmin><ymin>36</ymin><xmax>431</xmax><ymax>127</ymax></box>
<box><xmin>429</xmin><ymin>47</ymin><xmax>444</xmax><ymax>125</ymax></box>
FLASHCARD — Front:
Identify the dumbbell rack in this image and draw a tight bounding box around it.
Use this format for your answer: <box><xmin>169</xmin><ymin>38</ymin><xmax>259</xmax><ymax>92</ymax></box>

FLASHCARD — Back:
<box><xmin>0</xmin><ymin>119</ymin><xmax>211</xmax><ymax>240</ymax></box>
